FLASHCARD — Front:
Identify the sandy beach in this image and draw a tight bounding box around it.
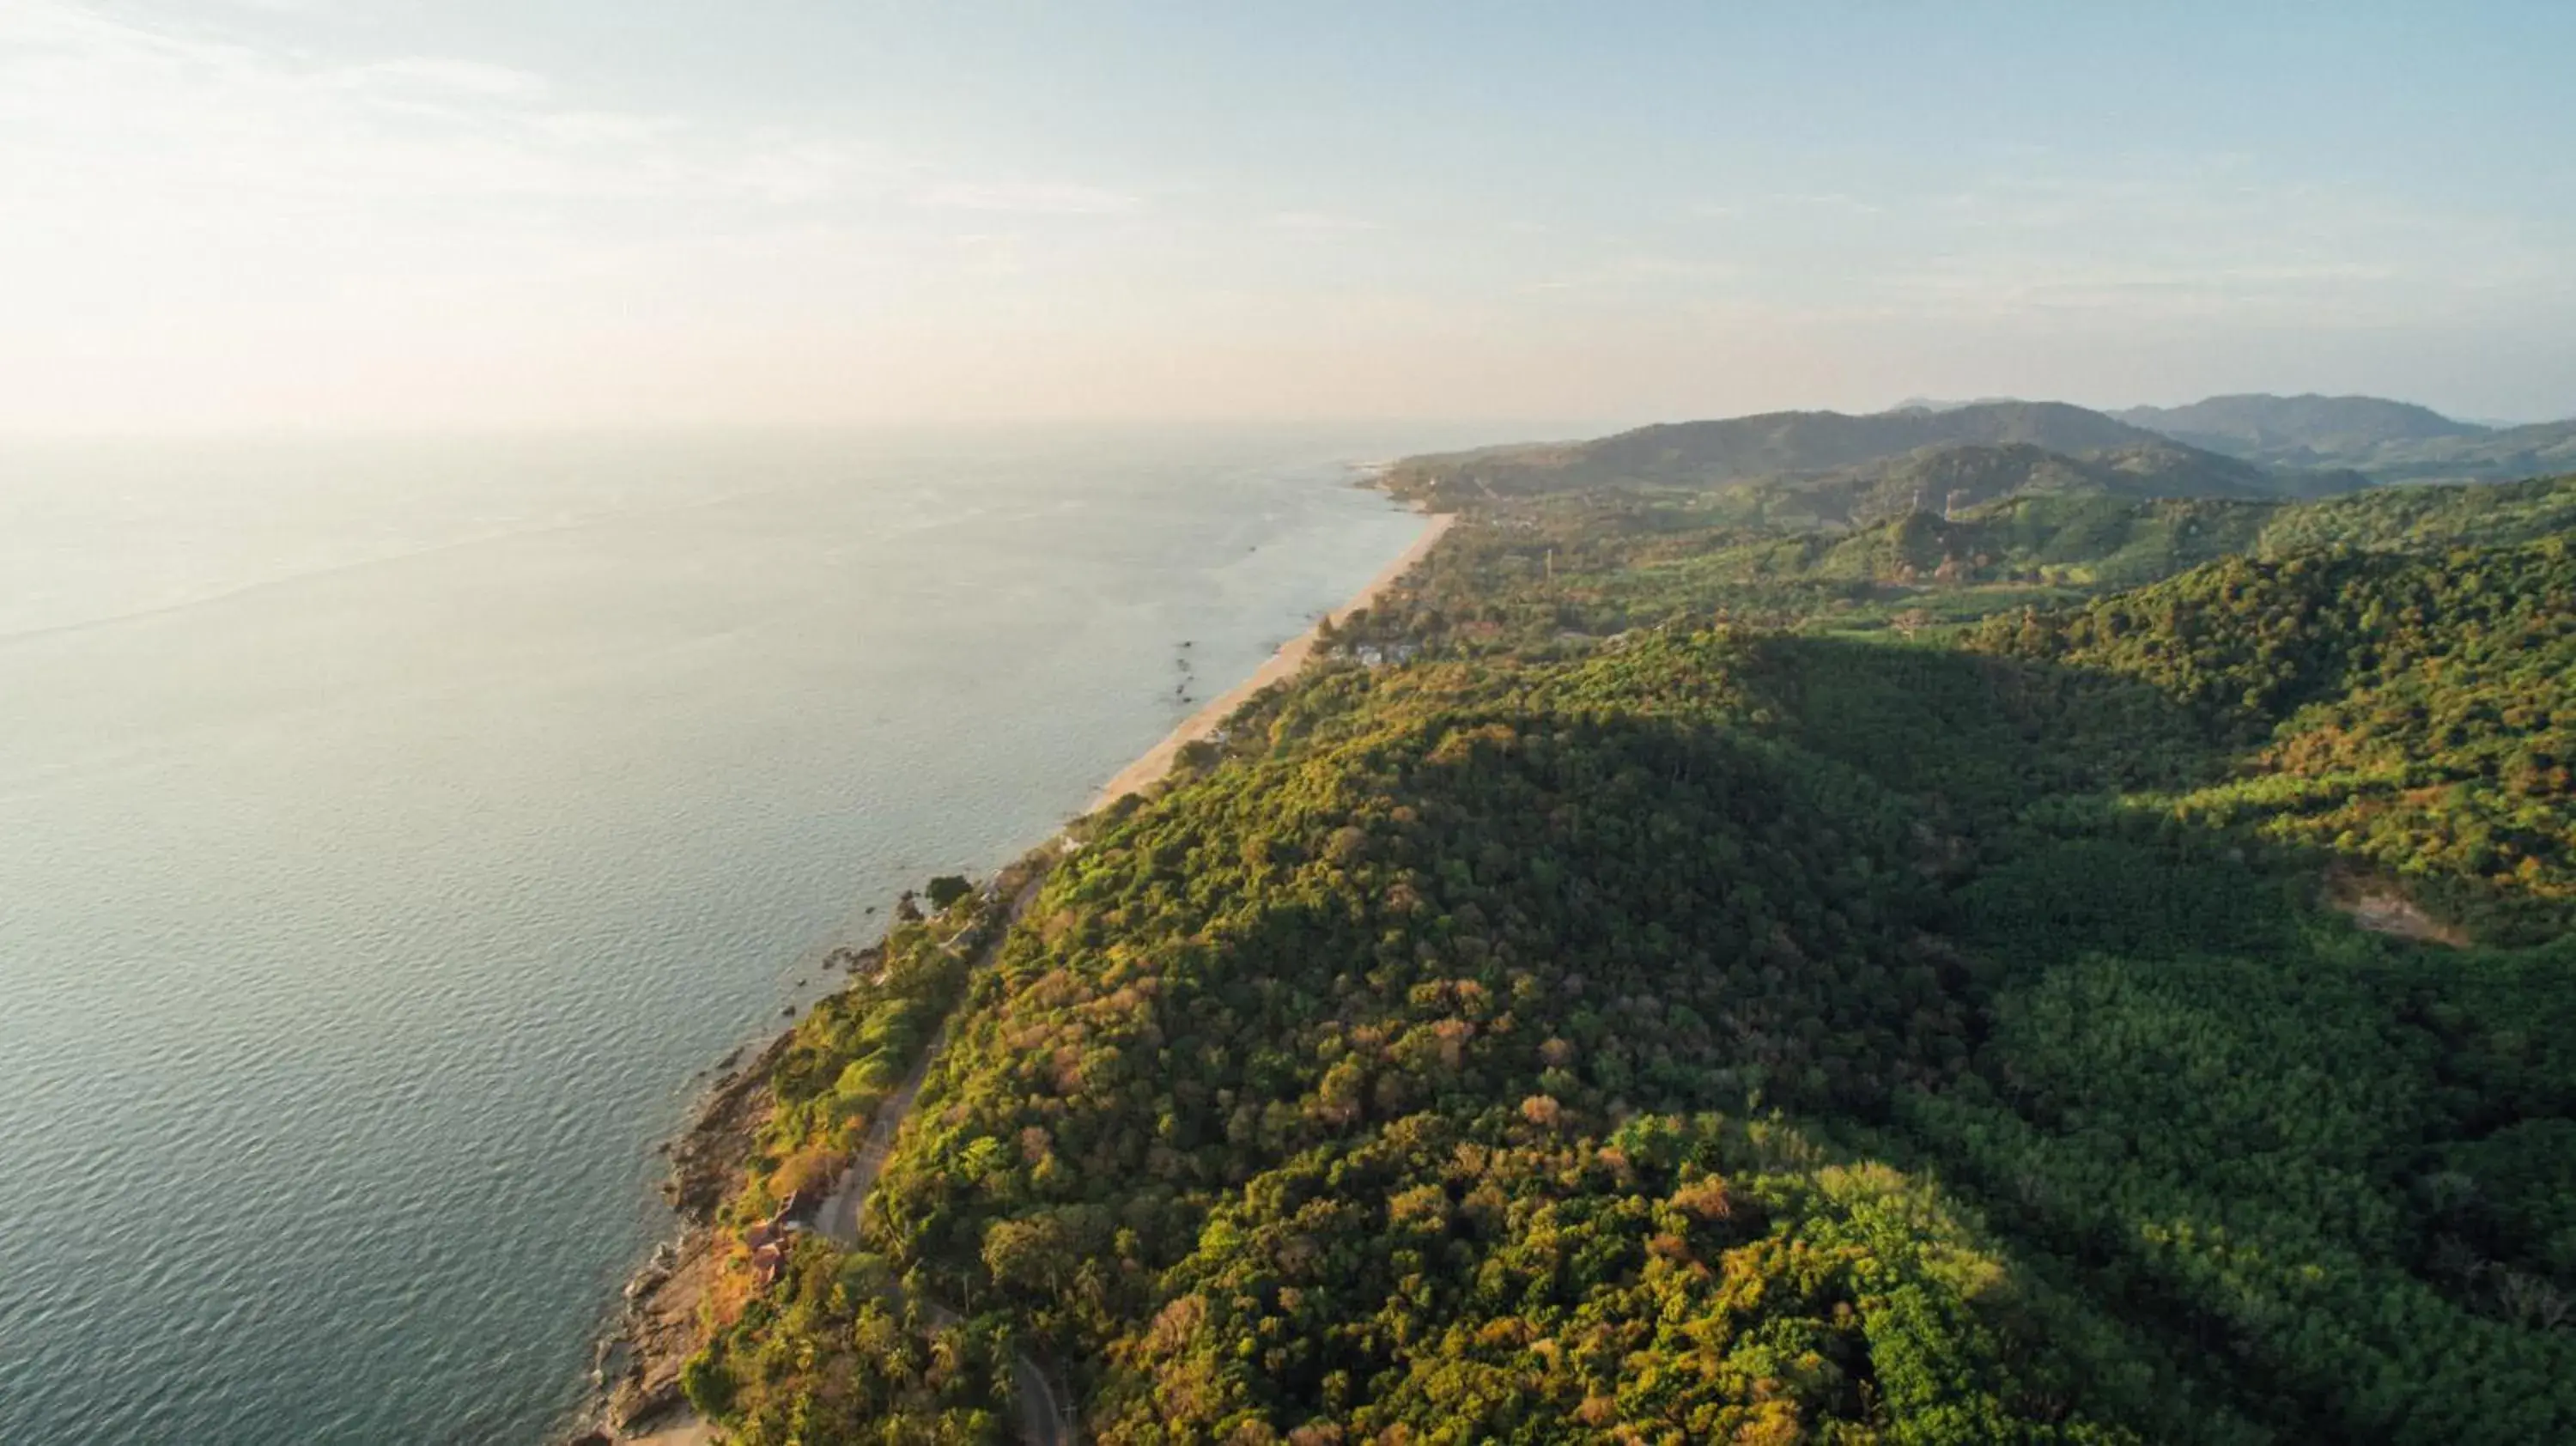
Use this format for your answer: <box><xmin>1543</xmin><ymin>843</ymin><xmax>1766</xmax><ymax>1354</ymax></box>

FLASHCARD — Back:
<box><xmin>1086</xmin><ymin>510</ymin><xmax>1453</xmax><ymax>811</ymax></box>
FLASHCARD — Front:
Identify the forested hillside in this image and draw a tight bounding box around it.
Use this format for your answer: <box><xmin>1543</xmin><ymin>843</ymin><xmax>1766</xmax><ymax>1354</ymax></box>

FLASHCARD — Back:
<box><xmin>1971</xmin><ymin>539</ymin><xmax>2576</xmax><ymax>941</ymax></box>
<box><xmin>1686</xmin><ymin>440</ymin><xmax>2364</xmax><ymax>533</ymax></box>
<box><xmin>675</xmin><ymin>457</ymin><xmax>2576</xmax><ymax>1444</ymax></box>
<box><xmin>1329</xmin><ymin>473</ymin><xmax>2576</xmax><ymax>651</ymax></box>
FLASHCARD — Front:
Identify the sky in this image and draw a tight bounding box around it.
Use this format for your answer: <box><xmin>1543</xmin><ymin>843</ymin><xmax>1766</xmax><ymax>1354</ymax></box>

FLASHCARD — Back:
<box><xmin>3</xmin><ymin>1</ymin><xmax>2571</xmax><ymax>432</ymax></box>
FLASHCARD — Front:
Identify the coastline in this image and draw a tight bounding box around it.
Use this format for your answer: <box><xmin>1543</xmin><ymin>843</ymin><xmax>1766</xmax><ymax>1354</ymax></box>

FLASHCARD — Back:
<box><xmin>1085</xmin><ymin>508</ymin><xmax>1453</xmax><ymax>811</ymax></box>
<box><xmin>586</xmin><ymin>499</ymin><xmax>1456</xmax><ymax>1443</ymax></box>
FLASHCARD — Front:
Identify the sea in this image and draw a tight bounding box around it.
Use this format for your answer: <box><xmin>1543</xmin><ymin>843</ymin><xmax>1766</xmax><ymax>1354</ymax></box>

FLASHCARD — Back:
<box><xmin>0</xmin><ymin>424</ymin><xmax>1490</xmax><ymax>1444</ymax></box>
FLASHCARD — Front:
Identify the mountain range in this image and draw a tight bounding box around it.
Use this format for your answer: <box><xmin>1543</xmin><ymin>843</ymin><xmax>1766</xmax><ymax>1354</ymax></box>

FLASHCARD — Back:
<box><xmin>1387</xmin><ymin>392</ymin><xmax>2572</xmax><ymax>521</ymax></box>
<box><xmin>1386</xmin><ymin>400</ymin><xmax>2370</xmax><ymax>522</ymax></box>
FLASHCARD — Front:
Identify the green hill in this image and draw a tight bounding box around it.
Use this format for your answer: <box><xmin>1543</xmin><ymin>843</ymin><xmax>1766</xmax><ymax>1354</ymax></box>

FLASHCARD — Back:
<box><xmin>1971</xmin><ymin>535</ymin><xmax>2576</xmax><ymax>940</ymax></box>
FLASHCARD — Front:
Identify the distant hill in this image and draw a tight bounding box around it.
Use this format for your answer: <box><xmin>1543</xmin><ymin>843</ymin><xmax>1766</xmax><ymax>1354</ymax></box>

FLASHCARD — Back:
<box><xmin>2116</xmin><ymin>392</ymin><xmax>2576</xmax><ymax>483</ymax></box>
<box><xmin>1393</xmin><ymin>402</ymin><xmax>2166</xmax><ymax>498</ymax></box>
<box><xmin>2352</xmin><ymin>417</ymin><xmax>2576</xmax><ymax>484</ymax></box>
<box><xmin>2116</xmin><ymin>393</ymin><xmax>2485</xmax><ymax>457</ymax></box>
<box><xmin>1384</xmin><ymin>400</ymin><xmax>2366</xmax><ymax>521</ymax></box>
<box><xmin>1561</xmin><ymin>401</ymin><xmax>2159</xmax><ymax>486</ymax></box>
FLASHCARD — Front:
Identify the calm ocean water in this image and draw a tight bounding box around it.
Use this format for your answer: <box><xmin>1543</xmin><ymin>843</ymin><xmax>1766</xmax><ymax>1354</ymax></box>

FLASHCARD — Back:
<box><xmin>0</xmin><ymin>426</ymin><xmax>1473</xmax><ymax>1444</ymax></box>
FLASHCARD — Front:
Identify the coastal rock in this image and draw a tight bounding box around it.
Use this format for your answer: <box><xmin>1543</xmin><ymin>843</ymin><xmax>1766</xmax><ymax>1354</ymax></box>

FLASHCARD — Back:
<box><xmin>592</xmin><ymin>1335</ymin><xmax>635</xmax><ymax>1386</ymax></box>
<box><xmin>601</xmin><ymin>1226</ymin><xmax>720</xmax><ymax>1434</ymax></box>
<box><xmin>665</xmin><ymin>1030</ymin><xmax>793</xmax><ymax>1222</ymax></box>
<box><xmin>608</xmin><ymin>1376</ymin><xmax>685</xmax><ymax>1432</ymax></box>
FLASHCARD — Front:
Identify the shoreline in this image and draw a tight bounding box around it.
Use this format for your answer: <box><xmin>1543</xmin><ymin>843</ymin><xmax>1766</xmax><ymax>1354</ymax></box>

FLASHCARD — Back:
<box><xmin>584</xmin><ymin>500</ymin><xmax>1456</xmax><ymax>1443</ymax></box>
<box><xmin>1085</xmin><ymin>508</ymin><xmax>1452</xmax><ymax>811</ymax></box>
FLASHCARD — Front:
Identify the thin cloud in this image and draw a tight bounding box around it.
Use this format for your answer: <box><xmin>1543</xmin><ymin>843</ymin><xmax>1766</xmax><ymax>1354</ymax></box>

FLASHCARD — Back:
<box><xmin>1772</xmin><ymin>192</ymin><xmax>1886</xmax><ymax>216</ymax></box>
<box><xmin>1521</xmin><ymin>254</ymin><xmax>1745</xmax><ymax>296</ymax></box>
<box><xmin>1689</xmin><ymin>193</ymin><xmax>1883</xmax><ymax>221</ymax></box>
<box><xmin>0</xmin><ymin>1</ymin><xmax>1056</xmax><ymax>216</ymax></box>
<box><xmin>1871</xmin><ymin>166</ymin><xmax>2567</xmax><ymax>323</ymax></box>
<box><xmin>1266</xmin><ymin>210</ymin><xmax>1382</xmax><ymax>233</ymax></box>
<box><xmin>915</xmin><ymin>180</ymin><xmax>1139</xmax><ymax>216</ymax></box>
<box><xmin>328</xmin><ymin>58</ymin><xmax>549</xmax><ymax>98</ymax></box>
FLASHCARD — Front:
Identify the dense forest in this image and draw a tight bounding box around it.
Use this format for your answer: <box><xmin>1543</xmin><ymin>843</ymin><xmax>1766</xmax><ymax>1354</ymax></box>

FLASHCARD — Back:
<box><xmin>671</xmin><ymin>431</ymin><xmax>2576</xmax><ymax>1443</ymax></box>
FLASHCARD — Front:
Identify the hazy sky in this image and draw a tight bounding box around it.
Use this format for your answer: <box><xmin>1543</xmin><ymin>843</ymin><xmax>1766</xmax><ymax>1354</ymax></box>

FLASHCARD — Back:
<box><xmin>4</xmin><ymin>1</ymin><xmax>2572</xmax><ymax>431</ymax></box>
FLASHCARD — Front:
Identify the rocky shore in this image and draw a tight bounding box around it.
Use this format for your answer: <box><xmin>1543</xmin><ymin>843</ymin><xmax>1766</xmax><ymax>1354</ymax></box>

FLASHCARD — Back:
<box><xmin>568</xmin><ymin>960</ymin><xmax>866</xmax><ymax>1443</ymax></box>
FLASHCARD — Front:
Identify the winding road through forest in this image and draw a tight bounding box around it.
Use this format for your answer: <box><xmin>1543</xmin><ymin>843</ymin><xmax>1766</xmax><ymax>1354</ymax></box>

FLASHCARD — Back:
<box><xmin>811</xmin><ymin>871</ymin><xmax>1072</xmax><ymax>1446</ymax></box>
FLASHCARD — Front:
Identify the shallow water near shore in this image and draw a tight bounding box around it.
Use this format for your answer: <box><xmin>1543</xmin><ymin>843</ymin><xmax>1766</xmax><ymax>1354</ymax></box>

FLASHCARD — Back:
<box><xmin>0</xmin><ymin>424</ymin><xmax>1473</xmax><ymax>1444</ymax></box>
